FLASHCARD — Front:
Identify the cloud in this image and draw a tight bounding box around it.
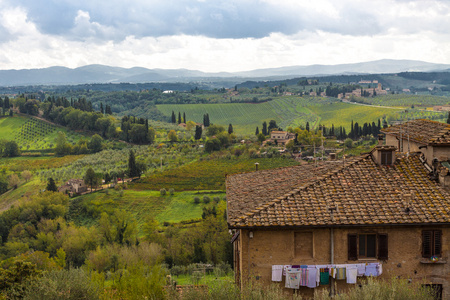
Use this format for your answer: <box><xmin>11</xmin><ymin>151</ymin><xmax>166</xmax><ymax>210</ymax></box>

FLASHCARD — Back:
<box><xmin>0</xmin><ymin>0</ymin><xmax>449</xmax><ymax>71</ymax></box>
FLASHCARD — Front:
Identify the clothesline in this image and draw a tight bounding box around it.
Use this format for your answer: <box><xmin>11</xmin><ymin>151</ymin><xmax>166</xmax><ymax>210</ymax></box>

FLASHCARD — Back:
<box><xmin>272</xmin><ymin>263</ymin><xmax>382</xmax><ymax>289</ymax></box>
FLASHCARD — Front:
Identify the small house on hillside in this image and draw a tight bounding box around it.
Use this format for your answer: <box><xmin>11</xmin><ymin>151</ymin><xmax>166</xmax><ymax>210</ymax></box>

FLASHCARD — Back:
<box><xmin>269</xmin><ymin>131</ymin><xmax>296</xmax><ymax>146</ymax></box>
<box><xmin>381</xmin><ymin>119</ymin><xmax>450</xmax><ymax>166</ymax></box>
<box><xmin>58</xmin><ymin>179</ymin><xmax>87</xmax><ymax>195</ymax></box>
<box><xmin>226</xmin><ymin>143</ymin><xmax>450</xmax><ymax>298</ymax></box>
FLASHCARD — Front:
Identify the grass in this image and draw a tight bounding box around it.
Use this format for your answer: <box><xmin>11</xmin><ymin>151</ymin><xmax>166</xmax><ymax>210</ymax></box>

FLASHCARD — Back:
<box><xmin>132</xmin><ymin>156</ymin><xmax>300</xmax><ymax>191</ymax></box>
<box><xmin>69</xmin><ymin>189</ymin><xmax>226</xmax><ymax>229</ymax></box>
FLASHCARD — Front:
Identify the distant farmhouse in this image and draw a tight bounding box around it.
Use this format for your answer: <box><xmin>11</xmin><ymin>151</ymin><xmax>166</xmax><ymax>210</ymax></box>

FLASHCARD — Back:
<box><xmin>337</xmin><ymin>83</ymin><xmax>388</xmax><ymax>99</ymax></box>
<box><xmin>58</xmin><ymin>179</ymin><xmax>87</xmax><ymax>195</ymax></box>
<box><xmin>268</xmin><ymin>131</ymin><xmax>296</xmax><ymax>146</ymax></box>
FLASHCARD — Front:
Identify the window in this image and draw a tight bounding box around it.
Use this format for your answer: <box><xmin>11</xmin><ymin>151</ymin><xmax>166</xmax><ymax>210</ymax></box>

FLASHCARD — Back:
<box><xmin>381</xmin><ymin>151</ymin><xmax>393</xmax><ymax>165</ymax></box>
<box><xmin>359</xmin><ymin>234</ymin><xmax>376</xmax><ymax>258</ymax></box>
<box><xmin>422</xmin><ymin>230</ymin><xmax>442</xmax><ymax>258</ymax></box>
<box><xmin>348</xmin><ymin>233</ymin><xmax>388</xmax><ymax>261</ymax></box>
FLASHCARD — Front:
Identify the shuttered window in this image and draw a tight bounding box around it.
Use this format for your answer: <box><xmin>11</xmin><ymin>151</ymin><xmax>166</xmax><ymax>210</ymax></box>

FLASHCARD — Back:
<box><xmin>348</xmin><ymin>233</ymin><xmax>388</xmax><ymax>260</ymax></box>
<box><xmin>422</xmin><ymin>230</ymin><xmax>442</xmax><ymax>258</ymax></box>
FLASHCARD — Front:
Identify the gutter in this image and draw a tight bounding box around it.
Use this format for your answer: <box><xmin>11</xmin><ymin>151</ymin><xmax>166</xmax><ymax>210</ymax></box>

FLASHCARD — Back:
<box><xmin>228</xmin><ymin>222</ymin><xmax>450</xmax><ymax>230</ymax></box>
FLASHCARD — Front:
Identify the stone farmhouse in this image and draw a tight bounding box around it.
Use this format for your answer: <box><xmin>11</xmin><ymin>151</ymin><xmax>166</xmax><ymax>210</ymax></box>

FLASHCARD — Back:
<box><xmin>227</xmin><ymin>142</ymin><xmax>450</xmax><ymax>298</ymax></box>
<box><xmin>268</xmin><ymin>131</ymin><xmax>296</xmax><ymax>146</ymax></box>
<box><xmin>58</xmin><ymin>179</ymin><xmax>87</xmax><ymax>195</ymax></box>
<box><xmin>337</xmin><ymin>83</ymin><xmax>388</xmax><ymax>99</ymax></box>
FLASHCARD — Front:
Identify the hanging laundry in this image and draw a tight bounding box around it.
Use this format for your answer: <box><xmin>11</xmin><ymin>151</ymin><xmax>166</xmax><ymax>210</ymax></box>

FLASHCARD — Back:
<box><xmin>285</xmin><ymin>268</ymin><xmax>301</xmax><ymax>289</ymax></box>
<box><xmin>320</xmin><ymin>268</ymin><xmax>330</xmax><ymax>285</ymax></box>
<box><xmin>283</xmin><ymin>265</ymin><xmax>291</xmax><ymax>276</ymax></box>
<box><xmin>376</xmin><ymin>263</ymin><xmax>382</xmax><ymax>276</ymax></box>
<box><xmin>307</xmin><ymin>267</ymin><xmax>318</xmax><ymax>288</ymax></box>
<box><xmin>356</xmin><ymin>264</ymin><xmax>366</xmax><ymax>277</ymax></box>
<box><xmin>364</xmin><ymin>263</ymin><xmax>378</xmax><ymax>277</ymax></box>
<box><xmin>346</xmin><ymin>266</ymin><xmax>358</xmax><ymax>284</ymax></box>
<box><xmin>336</xmin><ymin>267</ymin><xmax>346</xmax><ymax>280</ymax></box>
<box><xmin>272</xmin><ymin>265</ymin><xmax>283</xmax><ymax>282</ymax></box>
<box><xmin>300</xmin><ymin>267</ymin><xmax>308</xmax><ymax>286</ymax></box>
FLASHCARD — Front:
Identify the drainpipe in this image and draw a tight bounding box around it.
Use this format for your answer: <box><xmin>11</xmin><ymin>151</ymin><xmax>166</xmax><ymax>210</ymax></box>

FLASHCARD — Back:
<box><xmin>330</xmin><ymin>227</ymin><xmax>335</xmax><ymax>297</ymax></box>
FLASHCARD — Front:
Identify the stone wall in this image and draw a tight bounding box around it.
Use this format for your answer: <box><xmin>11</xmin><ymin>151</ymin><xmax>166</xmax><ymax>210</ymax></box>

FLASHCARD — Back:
<box><xmin>236</xmin><ymin>226</ymin><xmax>450</xmax><ymax>298</ymax></box>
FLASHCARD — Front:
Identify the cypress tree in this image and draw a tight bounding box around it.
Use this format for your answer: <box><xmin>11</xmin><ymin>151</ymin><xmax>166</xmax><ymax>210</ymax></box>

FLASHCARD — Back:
<box><xmin>178</xmin><ymin>112</ymin><xmax>181</xmax><ymax>124</ymax></box>
<box><xmin>100</xmin><ymin>102</ymin><xmax>104</xmax><ymax>114</ymax></box>
<box><xmin>255</xmin><ymin>127</ymin><xmax>259</xmax><ymax>135</ymax></box>
<box><xmin>228</xmin><ymin>124</ymin><xmax>233</xmax><ymax>134</ymax></box>
<box><xmin>306</xmin><ymin>122</ymin><xmax>310</xmax><ymax>132</ymax></box>
<box><xmin>171</xmin><ymin>111</ymin><xmax>176</xmax><ymax>123</ymax></box>
<box><xmin>262</xmin><ymin>121</ymin><xmax>267</xmax><ymax>135</ymax></box>
<box><xmin>195</xmin><ymin>125</ymin><xmax>202</xmax><ymax>140</ymax></box>
<box><xmin>128</xmin><ymin>150</ymin><xmax>139</xmax><ymax>178</ymax></box>
<box><xmin>183</xmin><ymin>112</ymin><xmax>186</xmax><ymax>123</ymax></box>
<box><xmin>46</xmin><ymin>178</ymin><xmax>57</xmax><ymax>192</ymax></box>
<box><xmin>447</xmin><ymin>112</ymin><xmax>450</xmax><ymax>124</ymax></box>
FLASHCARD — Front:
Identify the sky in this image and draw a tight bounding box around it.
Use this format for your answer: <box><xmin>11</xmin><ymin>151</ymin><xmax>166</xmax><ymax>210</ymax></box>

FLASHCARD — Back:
<box><xmin>0</xmin><ymin>0</ymin><xmax>449</xmax><ymax>72</ymax></box>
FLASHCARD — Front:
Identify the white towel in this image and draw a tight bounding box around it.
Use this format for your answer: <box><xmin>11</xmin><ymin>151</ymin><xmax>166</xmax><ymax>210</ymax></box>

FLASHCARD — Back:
<box><xmin>272</xmin><ymin>265</ymin><xmax>283</xmax><ymax>282</ymax></box>
<box><xmin>346</xmin><ymin>267</ymin><xmax>358</xmax><ymax>284</ymax></box>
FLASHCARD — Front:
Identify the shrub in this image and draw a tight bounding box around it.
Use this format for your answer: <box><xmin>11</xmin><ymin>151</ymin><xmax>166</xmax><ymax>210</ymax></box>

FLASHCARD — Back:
<box><xmin>23</xmin><ymin>268</ymin><xmax>101</xmax><ymax>300</ymax></box>
<box><xmin>160</xmin><ymin>188</ymin><xmax>167</xmax><ymax>196</ymax></box>
<box><xmin>213</xmin><ymin>196</ymin><xmax>220</xmax><ymax>203</ymax></box>
<box><xmin>203</xmin><ymin>196</ymin><xmax>210</xmax><ymax>204</ymax></box>
<box><xmin>194</xmin><ymin>197</ymin><xmax>200</xmax><ymax>204</ymax></box>
<box><xmin>169</xmin><ymin>188</ymin><xmax>175</xmax><ymax>195</ymax></box>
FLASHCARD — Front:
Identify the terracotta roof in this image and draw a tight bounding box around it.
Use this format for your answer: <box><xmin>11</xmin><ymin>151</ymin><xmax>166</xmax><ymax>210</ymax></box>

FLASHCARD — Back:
<box><xmin>227</xmin><ymin>153</ymin><xmax>450</xmax><ymax>228</ymax></box>
<box><xmin>381</xmin><ymin>119</ymin><xmax>450</xmax><ymax>145</ymax></box>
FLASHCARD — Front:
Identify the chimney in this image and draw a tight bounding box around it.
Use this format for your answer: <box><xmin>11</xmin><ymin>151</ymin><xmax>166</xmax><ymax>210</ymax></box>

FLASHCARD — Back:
<box><xmin>329</xmin><ymin>153</ymin><xmax>336</xmax><ymax>160</ymax></box>
<box><xmin>377</xmin><ymin>134</ymin><xmax>384</xmax><ymax>146</ymax></box>
<box><xmin>255</xmin><ymin>162</ymin><xmax>259</xmax><ymax>171</ymax></box>
<box><xmin>403</xmin><ymin>193</ymin><xmax>412</xmax><ymax>213</ymax></box>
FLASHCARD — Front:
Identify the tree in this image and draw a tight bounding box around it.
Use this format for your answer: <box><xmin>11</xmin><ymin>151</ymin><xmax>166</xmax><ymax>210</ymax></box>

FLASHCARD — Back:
<box><xmin>148</xmin><ymin>127</ymin><xmax>156</xmax><ymax>144</ymax></box>
<box><xmin>306</xmin><ymin>122</ymin><xmax>310</xmax><ymax>132</ymax></box>
<box><xmin>186</xmin><ymin>120</ymin><xmax>196</xmax><ymax>131</ymax></box>
<box><xmin>206</xmin><ymin>124</ymin><xmax>225</xmax><ymax>137</ymax></box>
<box><xmin>268</xmin><ymin>120</ymin><xmax>278</xmax><ymax>133</ymax></box>
<box><xmin>183</xmin><ymin>112</ymin><xmax>186</xmax><ymax>123</ymax></box>
<box><xmin>205</xmin><ymin>138</ymin><xmax>221</xmax><ymax>153</ymax></box>
<box><xmin>255</xmin><ymin>127</ymin><xmax>259</xmax><ymax>136</ymax></box>
<box><xmin>88</xmin><ymin>134</ymin><xmax>103</xmax><ymax>153</ymax></box>
<box><xmin>262</xmin><ymin>121</ymin><xmax>268</xmax><ymax>136</ymax></box>
<box><xmin>228</xmin><ymin>124</ymin><xmax>233</xmax><ymax>134</ymax></box>
<box><xmin>3</xmin><ymin>141</ymin><xmax>20</xmax><ymax>157</ymax></box>
<box><xmin>178</xmin><ymin>112</ymin><xmax>182</xmax><ymax>124</ymax></box>
<box><xmin>447</xmin><ymin>112</ymin><xmax>450</xmax><ymax>124</ymax></box>
<box><xmin>46</xmin><ymin>178</ymin><xmax>57</xmax><ymax>192</ymax></box>
<box><xmin>84</xmin><ymin>167</ymin><xmax>99</xmax><ymax>191</ymax></box>
<box><xmin>21</xmin><ymin>170</ymin><xmax>32</xmax><ymax>182</ymax></box>
<box><xmin>100</xmin><ymin>102</ymin><xmax>104</xmax><ymax>114</ymax></box>
<box><xmin>257</xmin><ymin>133</ymin><xmax>266</xmax><ymax>143</ymax></box>
<box><xmin>171</xmin><ymin>111</ymin><xmax>176</xmax><ymax>123</ymax></box>
<box><xmin>167</xmin><ymin>130</ymin><xmax>178</xmax><ymax>142</ymax></box>
<box><xmin>128</xmin><ymin>150</ymin><xmax>139</xmax><ymax>178</ymax></box>
<box><xmin>8</xmin><ymin>174</ymin><xmax>19</xmax><ymax>189</ymax></box>
<box><xmin>55</xmin><ymin>131</ymin><xmax>70</xmax><ymax>156</ymax></box>
<box><xmin>194</xmin><ymin>125</ymin><xmax>202</xmax><ymax>140</ymax></box>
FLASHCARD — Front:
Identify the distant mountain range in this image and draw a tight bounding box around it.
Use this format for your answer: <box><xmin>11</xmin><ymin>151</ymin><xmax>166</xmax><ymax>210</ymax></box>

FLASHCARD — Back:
<box><xmin>0</xmin><ymin>59</ymin><xmax>449</xmax><ymax>86</ymax></box>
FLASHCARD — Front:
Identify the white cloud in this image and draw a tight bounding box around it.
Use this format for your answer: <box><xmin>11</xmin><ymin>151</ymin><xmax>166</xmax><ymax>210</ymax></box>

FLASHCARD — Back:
<box><xmin>0</xmin><ymin>0</ymin><xmax>449</xmax><ymax>71</ymax></box>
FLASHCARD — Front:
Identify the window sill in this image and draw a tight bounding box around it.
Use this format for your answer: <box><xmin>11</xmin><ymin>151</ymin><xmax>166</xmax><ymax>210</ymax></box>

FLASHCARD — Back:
<box><xmin>420</xmin><ymin>259</ymin><xmax>447</xmax><ymax>264</ymax></box>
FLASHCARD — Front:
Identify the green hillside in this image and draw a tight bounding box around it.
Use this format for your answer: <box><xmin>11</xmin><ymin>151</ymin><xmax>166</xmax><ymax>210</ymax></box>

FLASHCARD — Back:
<box><xmin>0</xmin><ymin>115</ymin><xmax>87</xmax><ymax>151</ymax></box>
<box><xmin>157</xmin><ymin>97</ymin><xmax>404</xmax><ymax>133</ymax></box>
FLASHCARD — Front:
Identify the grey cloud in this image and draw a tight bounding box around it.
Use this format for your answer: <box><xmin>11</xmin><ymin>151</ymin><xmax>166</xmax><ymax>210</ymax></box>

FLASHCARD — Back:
<box><xmin>7</xmin><ymin>0</ymin><xmax>447</xmax><ymax>41</ymax></box>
